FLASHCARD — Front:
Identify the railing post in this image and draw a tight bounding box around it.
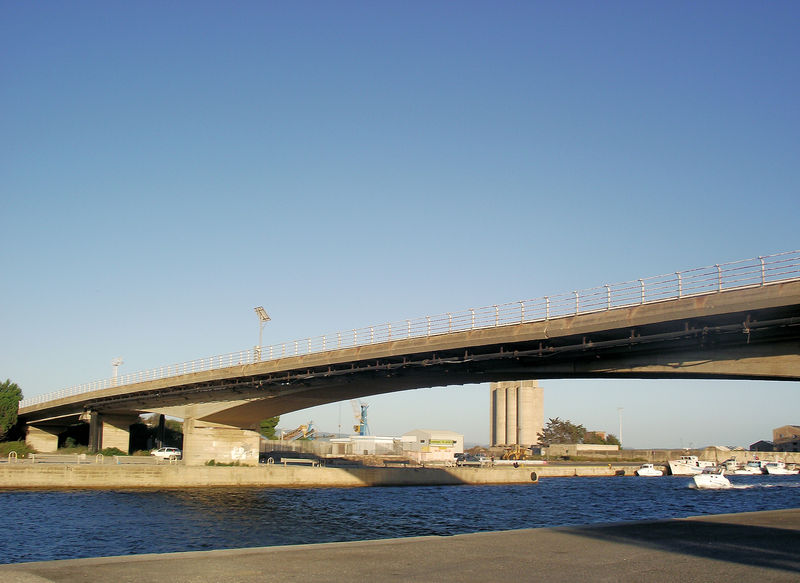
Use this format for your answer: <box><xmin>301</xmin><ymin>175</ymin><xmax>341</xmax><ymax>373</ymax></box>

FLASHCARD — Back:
<box><xmin>470</xmin><ymin>308</ymin><xmax>475</xmax><ymax>329</ymax></box>
<box><xmin>322</xmin><ymin>336</ymin><xmax>326</xmax><ymax>351</ymax></box>
<box><xmin>574</xmin><ymin>291</ymin><xmax>579</xmax><ymax>314</ymax></box>
<box><xmin>716</xmin><ymin>264</ymin><xmax>722</xmax><ymax>291</ymax></box>
<box><xmin>337</xmin><ymin>332</ymin><xmax>342</xmax><ymax>348</ymax></box>
<box><xmin>519</xmin><ymin>301</ymin><xmax>525</xmax><ymax>322</ymax></box>
<box><xmin>426</xmin><ymin>316</ymin><xmax>431</xmax><ymax>336</ymax></box>
<box><xmin>407</xmin><ymin>320</ymin><xmax>411</xmax><ymax>338</ymax></box>
<box><xmin>448</xmin><ymin>313</ymin><xmax>452</xmax><ymax>333</ymax></box>
<box><xmin>676</xmin><ymin>272</ymin><xmax>682</xmax><ymax>298</ymax></box>
<box><xmin>387</xmin><ymin>323</ymin><xmax>392</xmax><ymax>340</ymax></box>
<box><xmin>370</xmin><ymin>326</ymin><xmax>374</xmax><ymax>343</ymax></box>
<box><xmin>605</xmin><ymin>285</ymin><xmax>611</xmax><ymax>310</ymax></box>
<box><xmin>639</xmin><ymin>279</ymin><xmax>645</xmax><ymax>304</ymax></box>
<box><xmin>494</xmin><ymin>305</ymin><xmax>499</xmax><ymax>326</ymax></box>
<box><xmin>545</xmin><ymin>297</ymin><xmax>550</xmax><ymax>319</ymax></box>
<box><xmin>759</xmin><ymin>256</ymin><xmax>765</xmax><ymax>285</ymax></box>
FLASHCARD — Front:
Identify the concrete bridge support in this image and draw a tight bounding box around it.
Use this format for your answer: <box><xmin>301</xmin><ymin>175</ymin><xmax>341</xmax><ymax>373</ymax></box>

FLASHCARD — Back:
<box><xmin>182</xmin><ymin>418</ymin><xmax>261</xmax><ymax>466</ymax></box>
<box><xmin>25</xmin><ymin>425</ymin><xmax>63</xmax><ymax>453</ymax></box>
<box><xmin>83</xmin><ymin>411</ymin><xmax>139</xmax><ymax>453</ymax></box>
<box><xmin>99</xmin><ymin>414</ymin><xmax>139</xmax><ymax>453</ymax></box>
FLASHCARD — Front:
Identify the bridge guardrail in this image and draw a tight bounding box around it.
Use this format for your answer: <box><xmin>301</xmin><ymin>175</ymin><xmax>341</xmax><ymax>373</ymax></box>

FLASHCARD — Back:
<box><xmin>20</xmin><ymin>250</ymin><xmax>800</xmax><ymax>409</ymax></box>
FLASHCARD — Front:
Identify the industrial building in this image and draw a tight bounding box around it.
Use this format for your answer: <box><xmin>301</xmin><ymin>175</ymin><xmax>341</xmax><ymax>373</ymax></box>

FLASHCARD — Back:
<box><xmin>490</xmin><ymin>380</ymin><xmax>544</xmax><ymax>447</ymax></box>
<box><xmin>400</xmin><ymin>429</ymin><xmax>463</xmax><ymax>464</ymax></box>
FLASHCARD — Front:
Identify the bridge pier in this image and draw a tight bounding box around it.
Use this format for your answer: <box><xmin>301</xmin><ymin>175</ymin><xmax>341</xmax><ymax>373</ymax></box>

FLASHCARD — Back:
<box><xmin>182</xmin><ymin>418</ymin><xmax>260</xmax><ymax>466</ymax></box>
<box><xmin>100</xmin><ymin>414</ymin><xmax>139</xmax><ymax>453</ymax></box>
<box><xmin>83</xmin><ymin>411</ymin><xmax>139</xmax><ymax>453</ymax></box>
<box><xmin>25</xmin><ymin>425</ymin><xmax>63</xmax><ymax>453</ymax></box>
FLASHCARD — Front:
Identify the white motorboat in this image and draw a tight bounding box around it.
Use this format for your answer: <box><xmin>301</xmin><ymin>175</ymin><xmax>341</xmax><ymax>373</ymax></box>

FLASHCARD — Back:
<box><xmin>668</xmin><ymin>455</ymin><xmax>716</xmax><ymax>476</ymax></box>
<box><xmin>635</xmin><ymin>463</ymin><xmax>663</xmax><ymax>477</ymax></box>
<box><xmin>764</xmin><ymin>461</ymin><xmax>800</xmax><ymax>475</ymax></box>
<box><xmin>692</xmin><ymin>468</ymin><xmax>732</xmax><ymax>490</ymax></box>
<box><xmin>732</xmin><ymin>460</ymin><xmax>768</xmax><ymax>475</ymax></box>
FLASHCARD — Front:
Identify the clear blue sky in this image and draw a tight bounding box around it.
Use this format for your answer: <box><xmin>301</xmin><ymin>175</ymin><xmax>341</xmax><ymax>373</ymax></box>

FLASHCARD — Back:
<box><xmin>2</xmin><ymin>1</ymin><xmax>798</xmax><ymax>448</ymax></box>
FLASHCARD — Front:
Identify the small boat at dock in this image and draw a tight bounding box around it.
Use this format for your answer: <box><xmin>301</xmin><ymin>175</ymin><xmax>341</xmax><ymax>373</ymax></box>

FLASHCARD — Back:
<box><xmin>635</xmin><ymin>463</ymin><xmax>663</xmax><ymax>477</ymax></box>
<box><xmin>732</xmin><ymin>460</ymin><xmax>769</xmax><ymax>475</ymax></box>
<box><xmin>668</xmin><ymin>455</ymin><xmax>716</xmax><ymax>476</ymax></box>
<box><xmin>764</xmin><ymin>461</ymin><xmax>799</xmax><ymax>475</ymax></box>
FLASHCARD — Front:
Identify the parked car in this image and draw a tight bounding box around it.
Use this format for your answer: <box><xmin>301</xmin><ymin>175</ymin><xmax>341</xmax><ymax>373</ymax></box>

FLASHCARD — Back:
<box><xmin>455</xmin><ymin>454</ymin><xmax>482</xmax><ymax>467</ymax></box>
<box><xmin>150</xmin><ymin>447</ymin><xmax>182</xmax><ymax>460</ymax></box>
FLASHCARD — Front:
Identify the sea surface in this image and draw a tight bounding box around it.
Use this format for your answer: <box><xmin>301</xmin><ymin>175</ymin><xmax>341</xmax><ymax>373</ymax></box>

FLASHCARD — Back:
<box><xmin>1</xmin><ymin>474</ymin><xmax>798</xmax><ymax>565</ymax></box>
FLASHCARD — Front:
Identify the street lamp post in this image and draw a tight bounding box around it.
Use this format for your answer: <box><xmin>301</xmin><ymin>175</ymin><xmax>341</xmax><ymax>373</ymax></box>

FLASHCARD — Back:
<box><xmin>254</xmin><ymin>306</ymin><xmax>270</xmax><ymax>361</ymax></box>
<box><xmin>111</xmin><ymin>357</ymin><xmax>123</xmax><ymax>386</ymax></box>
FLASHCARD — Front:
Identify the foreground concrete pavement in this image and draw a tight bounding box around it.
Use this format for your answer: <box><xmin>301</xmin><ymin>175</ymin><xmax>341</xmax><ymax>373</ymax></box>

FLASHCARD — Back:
<box><xmin>2</xmin><ymin>508</ymin><xmax>798</xmax><ymax>582</ymax></box>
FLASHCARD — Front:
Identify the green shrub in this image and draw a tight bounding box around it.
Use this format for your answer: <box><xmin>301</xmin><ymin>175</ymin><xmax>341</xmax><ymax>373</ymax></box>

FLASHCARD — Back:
<box><xmin>0</xmin><ymin>440</ymin><xmax>35</xmax><ymax>458</ymax></box>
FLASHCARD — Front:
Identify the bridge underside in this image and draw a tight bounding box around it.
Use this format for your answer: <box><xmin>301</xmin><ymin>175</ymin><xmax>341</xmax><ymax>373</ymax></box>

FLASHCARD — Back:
<box><xmin>19</xmin><ymin>282</ymin><xmax>800</xmax><ymax>463</ymax></box>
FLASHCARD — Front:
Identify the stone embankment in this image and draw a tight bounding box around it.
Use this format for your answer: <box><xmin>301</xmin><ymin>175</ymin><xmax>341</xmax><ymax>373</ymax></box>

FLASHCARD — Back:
<box><xmin>0</xmin><ymin>463</ymin><xmax>545</xmax><ymax>489</ymax></box>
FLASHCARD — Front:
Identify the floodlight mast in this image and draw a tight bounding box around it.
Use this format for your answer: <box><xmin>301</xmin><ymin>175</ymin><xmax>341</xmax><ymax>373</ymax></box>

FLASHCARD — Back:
<box><xmin>111</xmin><ymin>357</ymin><xmax>123</xmax><ymax>386</ymax></box>
<box><xmin>254</xmin><ymin>306</ymin><xmax>271</xmax><ymax>361</ymax></box>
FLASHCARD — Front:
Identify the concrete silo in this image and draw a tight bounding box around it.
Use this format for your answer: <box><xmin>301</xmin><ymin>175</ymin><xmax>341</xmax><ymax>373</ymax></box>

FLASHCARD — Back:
<box><xmin>490</xmin><ymin>380</ymin><xmax>543</xmax><ymax>447</ymax></box>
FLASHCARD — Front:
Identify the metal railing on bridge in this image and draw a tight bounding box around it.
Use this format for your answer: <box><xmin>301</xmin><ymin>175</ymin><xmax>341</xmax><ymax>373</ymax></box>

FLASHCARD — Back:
<box><xmin>20</xmin><ymin>250</ymin><xmax>800</xmax><ymax>408</ymax></box>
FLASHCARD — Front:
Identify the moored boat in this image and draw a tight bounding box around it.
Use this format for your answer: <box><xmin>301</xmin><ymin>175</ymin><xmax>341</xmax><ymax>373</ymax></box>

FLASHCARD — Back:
<box><xmin>732</xmin><ymin>460</ymin><xmax>769</xmax><ymax>475</ymax></box>
<box><xmin>764</xmin><ymin>461</ymin><xmax>800</xmax><ymax>475</ymax></box>
<box><xmin>635</xmin><ymin>463</ymin><xmax>663</xmax><ymax>477</ymax></box>
<box><xmin>668</xmin><ymin>455</ymin><xmax>716</xmax><ymax>476</ymax></box>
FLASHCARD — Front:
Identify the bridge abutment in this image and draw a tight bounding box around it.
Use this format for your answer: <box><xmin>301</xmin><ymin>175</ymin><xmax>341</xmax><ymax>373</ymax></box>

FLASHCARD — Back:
<box><xmin>183</xmin><ymin>418</ymin><xmax>260</xmax><ymax>466</ymax></box>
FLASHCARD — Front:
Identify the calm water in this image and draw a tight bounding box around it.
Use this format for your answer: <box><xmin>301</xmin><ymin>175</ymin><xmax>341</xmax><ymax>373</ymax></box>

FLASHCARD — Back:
<box><xmin>1</xmin><ymin>474</ymin><xmax>798</xmax><ymax>564</ymax></box>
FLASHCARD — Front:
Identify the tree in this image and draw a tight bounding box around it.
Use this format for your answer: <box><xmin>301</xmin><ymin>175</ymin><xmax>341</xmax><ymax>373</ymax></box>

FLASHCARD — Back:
<box><xmin>258</xmin><ymin>416</ymin><xmax>280</xmax><ymax>439</ymax></box>
<box><xmin>536</xmin><ymin>417</ymin><xmax>586</xmax><ymax>446</ymax></box>
<box><xmin>0</xmin><ymin>379</ymin><xmax>23</xmax><ymax>440</ymax></box>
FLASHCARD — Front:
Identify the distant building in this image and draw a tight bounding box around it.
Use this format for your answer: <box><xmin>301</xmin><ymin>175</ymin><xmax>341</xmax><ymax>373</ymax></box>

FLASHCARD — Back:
<box><xmin>329</xmin><ymin>435</ymin><xmax>399</xmax><ymax>456</ymax></box>
<box><xmin>401</xmin><ymin>429</ymin><xmax>463</xmax><ymax>463</ymax></box>
<box><xmin>773</xmin><ymin>425</ymin><xmax>800</xmax><ymax>452</ymax></box>
<box><xmin>749</xmin><ymin>440</ymin><xmax>774</xmax><ymax>452</ymax></box>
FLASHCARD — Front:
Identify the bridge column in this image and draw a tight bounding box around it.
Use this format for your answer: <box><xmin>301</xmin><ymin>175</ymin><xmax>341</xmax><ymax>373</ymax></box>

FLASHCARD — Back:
<box><xmin>182</xmin><ymin>418</ymin><xmax>260</xmax><ymax>466</ymax></box>
<box><xmin>25</xmin><ymin>425</ymin><xmax>63</xmax><ymax>453</ymax></box>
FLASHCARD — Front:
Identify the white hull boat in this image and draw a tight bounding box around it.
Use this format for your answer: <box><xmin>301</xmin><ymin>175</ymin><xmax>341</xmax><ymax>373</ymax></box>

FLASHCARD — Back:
<box><xmin>732</xmin><ymin>460</ymin><xmax>768</xmax><ymax>475</ymax></box>
<box><xmin>692</xmin><ymin>469</ymin><xmax>732</xmax><ymax>490</ymax></box>
<box><xmin>669</xmin><ymin>455</ymin><xmax>716</xmax><ymax>476</ymax></box>
<box><xmin>635</xmin><ymin>463</ymin><xmax>663</xmax><ymax>477</ymax></box>
<box><xmin>764</xmin><ymin>461</ymin><xmax>799</xmax><ymax>475</ymax></box>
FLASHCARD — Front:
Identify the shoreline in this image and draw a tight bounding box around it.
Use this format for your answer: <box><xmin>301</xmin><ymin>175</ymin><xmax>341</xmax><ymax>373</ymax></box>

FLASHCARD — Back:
<box><xmin>1</xmin><ymin>508</ymin><xmax>797</xmax><ymax>581</ymax></box>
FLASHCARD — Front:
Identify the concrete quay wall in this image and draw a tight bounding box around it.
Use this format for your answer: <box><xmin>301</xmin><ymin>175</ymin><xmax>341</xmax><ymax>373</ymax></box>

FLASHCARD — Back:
<box><xmin>0</xmin><ymin>463</ymin><xmax>542</xmax><ymax>489</ymax></box>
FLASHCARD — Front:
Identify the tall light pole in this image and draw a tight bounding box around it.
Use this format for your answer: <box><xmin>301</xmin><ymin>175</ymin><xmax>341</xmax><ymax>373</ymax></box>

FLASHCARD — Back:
<box><xmin>254</xmin><ymin>306</ymin><xmax>270</xmax><ymax>361</ymax></box>
<box><xmin>617</xmin><ymin>407</ymin><xmax>624</xmax><ymax>448</ymax></box>
<box><xmin>111</xmin><ymin>357</ymin><xmax>123</xmax><ymax>386</ymax></box>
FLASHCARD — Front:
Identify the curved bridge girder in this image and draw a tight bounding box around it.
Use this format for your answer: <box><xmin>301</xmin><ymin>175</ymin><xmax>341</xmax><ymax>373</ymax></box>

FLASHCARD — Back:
<box><xmin>19</xmin><ymin>281</ymin><xmax>800</xmax><ymax>431</ymax></box>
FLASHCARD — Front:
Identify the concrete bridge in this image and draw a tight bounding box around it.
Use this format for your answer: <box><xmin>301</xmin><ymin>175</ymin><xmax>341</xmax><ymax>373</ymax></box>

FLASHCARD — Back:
<box><xmin>18</xmin><ymin>252</ymin><xmax>800</xmax><ymax>464</ymax></box>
